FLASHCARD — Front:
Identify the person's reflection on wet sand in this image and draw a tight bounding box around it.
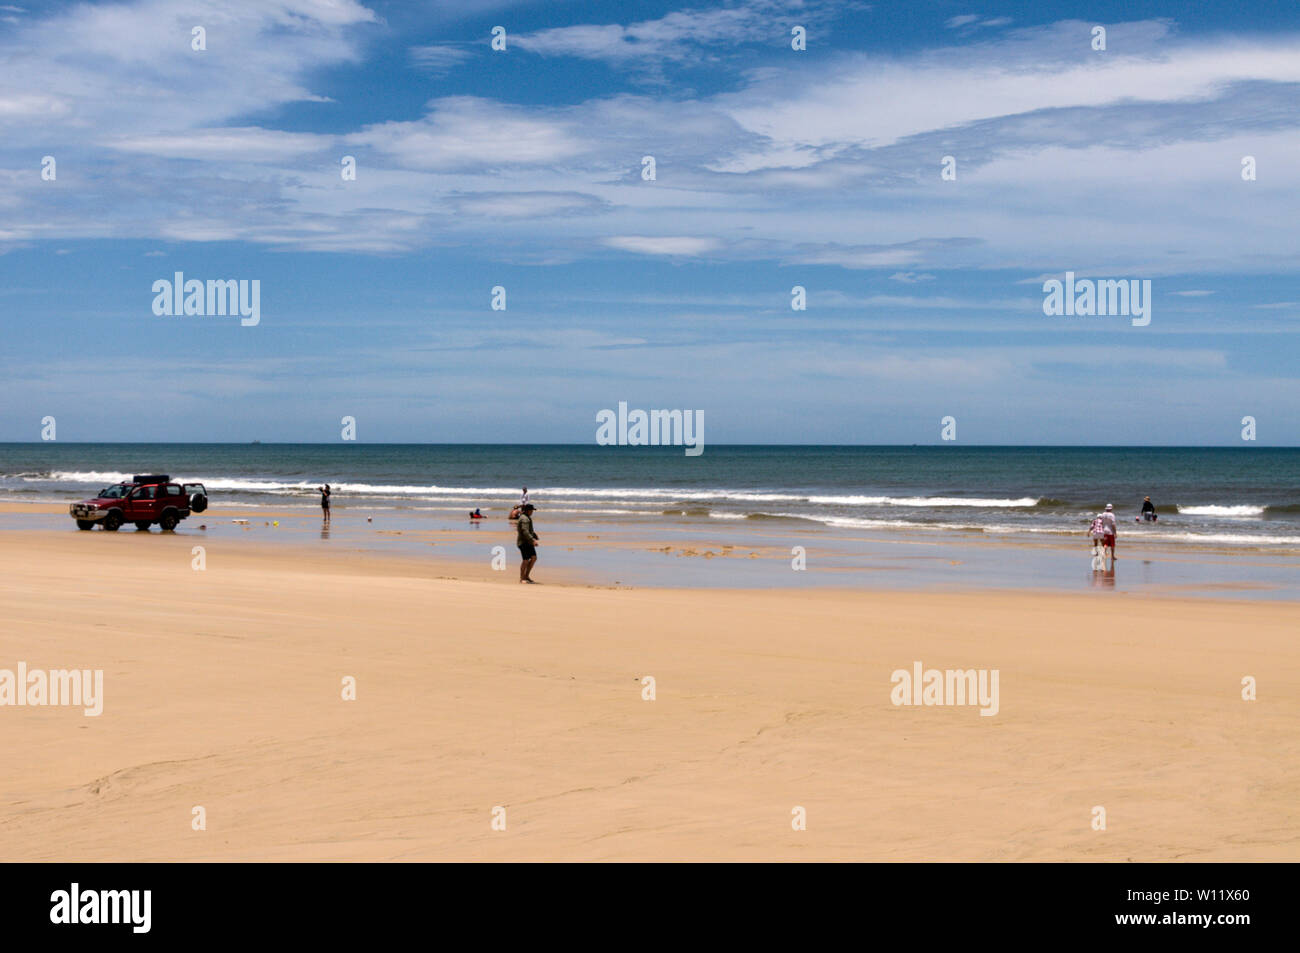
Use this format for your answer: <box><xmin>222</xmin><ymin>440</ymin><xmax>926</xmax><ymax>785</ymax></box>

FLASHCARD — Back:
<box><xmin>1090</xmin><ymin>564</ymin><xmax>1115</xmax><ymax>589</ymax></box>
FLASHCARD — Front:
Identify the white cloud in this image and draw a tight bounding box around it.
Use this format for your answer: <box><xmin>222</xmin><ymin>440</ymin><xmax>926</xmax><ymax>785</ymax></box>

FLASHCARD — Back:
<box><xmin>6</xmin><ymin>7</ymin><xmax>1300</xmax><ymax>279</ymax></box>
<box><xmin>946</xmin><ymin>15</ymin><xmax>1013</xmax><ymax>30</ymax></box>
<box><xmin>512</xmin><ymin>0</ymin><xmax>837</xmax><ymax>62</ymax></box>
<box><xmin>720</xmin><ymin>25</ymin><xmax>1300</xmax><ymax>152</ymax></box>
<box><xmin>108</xmin><ymin>128</ymin><xmax>330</xmax><ymax>162</ymax></box>
<box><xmin>0</xmin><ymin>0</ymin><xmax>376</xmax><ymax>143</ymax></box>
<box><xmin>792</xmin><ymin>245</ymin><xmax>924</xmax><ymax>269</ymax></box>
<box><xmin>346</xmin><ymin>97</ymin><xmax>587</xmax><ymax>170</ymax></box>
<box><xmin>604</xmin><ymin>236</ymin><xmax>720</xmax><ymax>256</ymax></box>
<box><xmin>409</xmin><ymin>44</ymin><xmax>475</xmax><ymax>75</ymax></box>
<box><xmin>450</xmin><ymin>191</ymin><xmax>605</xmax><ymax>218</ymax></box>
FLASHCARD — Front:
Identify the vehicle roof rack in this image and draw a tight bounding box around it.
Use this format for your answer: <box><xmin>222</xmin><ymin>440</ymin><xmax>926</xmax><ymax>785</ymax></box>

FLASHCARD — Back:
<box><xmin>131</xmin><ymin>474</ymin><xmax>171</xmax><ymax>484</ymax></box>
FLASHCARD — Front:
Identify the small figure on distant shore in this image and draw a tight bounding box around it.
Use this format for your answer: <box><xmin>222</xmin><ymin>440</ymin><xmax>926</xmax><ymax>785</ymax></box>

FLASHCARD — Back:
<box><xmin>1140</xmin><ymin>496</ymin><xmax>1157</xmax><ymax>522</ymax></box>
<box><xmin>470</xmin><ymin>508</ymin><xmax>484</xmax><ymax>520</ymax></box>
<box><xmin>510</xmin><ymin>487</ymin><xmax>529</xmax><ymax>521</ymax></box>
<box><xmin>516</xmin><ymin>503</ymin><xmax>539</xmax><ymax>583</ymax></box>
<box><xmin>319</xmin><ymin>483</ymin><xmax>331</xmax><ymax>523</ymax></box>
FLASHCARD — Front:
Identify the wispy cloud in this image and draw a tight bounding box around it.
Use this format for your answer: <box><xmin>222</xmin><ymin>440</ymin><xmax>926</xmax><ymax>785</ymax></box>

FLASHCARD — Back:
<box><xmin>345</xmin><ymin>97</ymin><xmax>586</xmax><ymax>170</ymax></box>
<box><xmin>107</xmin><ymin>128</ymin><xmax>330</xmax><ymax>162</ymax></box>
<box><xmin>5</xmin><ymin>7</ymin><xmax>1300</xmax><ymax>280</ymax></box>
<box><xmin>409</xmin><ymin>44</ymin><xmax>475</xmax><ymax>75</ymax></box>
<box><xmin>449</xmin><ymin>191</ymin><xmax>606</xmax><ymax>218</ymax></box>
<box><xmin>604</xmin><ymin>236</ymin><xmax>720</xmax><ymax>256</ymax></box>
<box><xmin>512</xmin><ymin>0</ymin><xmax>864</xmax><ymax>63</ymax></box>
<box><xmin>946</xmin><ymin>14</ymin><xmax>1013</xmax><ymax>31</ymax></box>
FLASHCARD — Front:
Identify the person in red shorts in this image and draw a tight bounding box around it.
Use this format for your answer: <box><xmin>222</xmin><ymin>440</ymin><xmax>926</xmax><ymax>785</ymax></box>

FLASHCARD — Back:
<box><xmin>1100</xmin><ymin>503</ymin><xmax>1118</xmax><ymax>559</ymax></box>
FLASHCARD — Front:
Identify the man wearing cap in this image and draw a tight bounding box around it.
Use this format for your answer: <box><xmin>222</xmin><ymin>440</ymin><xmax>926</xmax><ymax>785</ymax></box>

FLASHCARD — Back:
<box><xmin>1100</xmin><ymin>503</ymin><xmax>1118</xmax><ymax>559</ymax></box>
<box><xmin>516</xmin><ymin>503</ymin><xmax>539</xmax><ymax>583</ymax></box>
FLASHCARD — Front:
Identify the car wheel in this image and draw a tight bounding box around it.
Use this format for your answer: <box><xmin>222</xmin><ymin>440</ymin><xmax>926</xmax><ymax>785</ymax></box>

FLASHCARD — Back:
<box><xmin>190</xmin><ymin>493</ymin><xmax>208</xmax><ymax>513</ymax></box>
<box><xmin>103</xmin><ymin>511</ymin><xmax>123</xmax><ymax>531</ymax></box>
<box><xmin>159</xmin><ymin>511</ymin><xmax>178</xmax><ymax>531</ymax></box>
<box><xmin>76</xmin><ymin>520</ymin><xmax>94</xmax><ymax>530</ymax></box>
<box><xmin>135</xmin><ymin>521</ymin><xmax>152</xmax><ymax>531</ymax></box>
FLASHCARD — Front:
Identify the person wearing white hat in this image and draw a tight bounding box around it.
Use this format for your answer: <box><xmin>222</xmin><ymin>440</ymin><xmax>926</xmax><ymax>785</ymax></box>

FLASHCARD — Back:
<box><xmin>1100</xmin><ymin>503</ymin><xmax>1118</xmax><ymax>559</ymax></box>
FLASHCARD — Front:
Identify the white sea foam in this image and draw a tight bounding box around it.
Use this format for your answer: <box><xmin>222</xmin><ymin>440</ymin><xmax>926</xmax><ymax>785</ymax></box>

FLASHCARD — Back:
<box><xmin>12</xmin><ymin>472</ymin><xmax>1292</xmax><ymax>553</ymax></box>
<box><xmin>32</xmin><ymin>472</ymin><xmax>1045</xmax><ymax>509</ymax></box>
<box><xmin>39</xmin><ymin>470</ymin><xmax>137</xmax><ymax>484</ymax></box>
<box><xmin>808</xmin><ymin>495</ymin><xmax>1039</xmax><ymax>508</ymax></box>
<box><xmin>1142</xmin><ymin>531</ymin><xmax>1300</xmax><ymax>545</ymax></box>
<box><xmin>1176</xmin><ymin>504</ymin><xmax>1266</xmax><ymax>517</ymax></box>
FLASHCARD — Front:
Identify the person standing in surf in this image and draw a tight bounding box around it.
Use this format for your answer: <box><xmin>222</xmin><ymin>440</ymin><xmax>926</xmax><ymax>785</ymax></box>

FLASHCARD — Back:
<box><xmin>320</xmin><ymin>483</ymin><xmax>331</xmax><ymax>524</ymax></box>
<box><xmin>1140</xmin><ymin>496</ymin><xmax>1157</xmax><ymax>522</ymax></box>
<box><xmin>516</xmin><ymin>503</ymin><xmax>539</xmax><ymax>583</ymax></box>
<box><xmin>1100</xmin><ymin>503</ymin><xmax>1117</xmax><ymax>559</ymax></box>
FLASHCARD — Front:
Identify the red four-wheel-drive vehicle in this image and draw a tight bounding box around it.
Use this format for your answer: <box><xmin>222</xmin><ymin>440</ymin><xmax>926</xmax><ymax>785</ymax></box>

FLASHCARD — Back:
<box><xmin>69</xmin><ymin>474</ymin><xmax>208</xmax><ymax>532</ymax></box>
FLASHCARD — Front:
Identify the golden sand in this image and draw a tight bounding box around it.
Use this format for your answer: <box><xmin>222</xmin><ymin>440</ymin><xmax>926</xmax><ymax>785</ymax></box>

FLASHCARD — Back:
<box><xmin>1</xmin><ymin>529</ymin><xmax>1296</xmax><ymax>860</ymax></box>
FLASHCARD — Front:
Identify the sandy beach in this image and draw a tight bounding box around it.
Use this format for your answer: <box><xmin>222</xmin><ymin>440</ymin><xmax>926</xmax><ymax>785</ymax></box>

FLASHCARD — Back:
<box><xmin>2</xmin><ymin>523</ymin><xmax>1297</xmax><ymax>862</ymax></box>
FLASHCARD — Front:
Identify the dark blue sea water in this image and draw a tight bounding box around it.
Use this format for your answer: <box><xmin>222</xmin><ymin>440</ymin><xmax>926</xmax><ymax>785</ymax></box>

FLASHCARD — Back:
<box><xmin>1</xmin><ymin>443</ymin><xmax>1296</xmax><ymax>548</ymax></box>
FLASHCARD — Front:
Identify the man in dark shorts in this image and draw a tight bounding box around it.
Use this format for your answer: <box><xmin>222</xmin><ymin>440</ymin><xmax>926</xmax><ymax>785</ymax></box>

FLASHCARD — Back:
<box><xmin>320</xmin><ymin>483</ymin><xmax>331</xmax><ymax>523</ymax></box>
<box><xmin>516</xmin><ymin>503</ymin><xmax>538</xmax><ymax>583</ymax></box>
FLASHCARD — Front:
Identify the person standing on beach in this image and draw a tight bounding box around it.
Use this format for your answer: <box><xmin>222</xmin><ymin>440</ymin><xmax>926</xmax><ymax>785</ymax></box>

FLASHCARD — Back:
<box><xmin>1100</xmin><ymin>502</ymin><xmax>1117</xmax><ymax>558</ymax></box>
<box><xmin>320</xmin><ymin>484</ymin><xmax>331</xmax><ymax>523</ymax></box>
<box><xmin>516</xmin><ymin>503</ymin><xmax>539</xmax><ymax>583</ymax></box>
<box><xmin>1088</xmin><ymin>512</ymin><xmax>1107</xmax><ymax>552</ymax></box>
<box><xmin>520</xmin><ymin>486</ymin><xmax>530</xmax><ymax>507</ymax></box>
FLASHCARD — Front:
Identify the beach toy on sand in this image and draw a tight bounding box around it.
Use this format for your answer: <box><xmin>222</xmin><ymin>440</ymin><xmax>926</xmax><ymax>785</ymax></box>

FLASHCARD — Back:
<box><xmin>232</xmin><ymin>519</ymin><xmax>248</xmax><ymax>525</ymax></box>
<box><xmin>273</xmin><ymin>520</ymin><xmax>279</xmax><ymax>527</ymax></box>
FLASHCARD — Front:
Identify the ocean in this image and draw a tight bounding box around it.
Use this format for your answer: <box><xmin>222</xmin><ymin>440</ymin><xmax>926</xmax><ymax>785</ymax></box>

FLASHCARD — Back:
<box><xmin>2</xmin><ymin>443</ymin><xmax>1297</xmax><ymax>550</ymax></box>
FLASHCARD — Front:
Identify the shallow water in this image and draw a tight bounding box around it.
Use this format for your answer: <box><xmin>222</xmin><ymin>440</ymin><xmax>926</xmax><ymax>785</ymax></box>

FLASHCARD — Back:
<box><xmin>7</xmin><ymin>501</ymin><xmax>1300</xmax><ymax>600</ymax></box>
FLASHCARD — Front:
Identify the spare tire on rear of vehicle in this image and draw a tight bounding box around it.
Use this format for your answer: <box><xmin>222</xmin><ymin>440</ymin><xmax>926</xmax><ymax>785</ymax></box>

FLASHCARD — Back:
<box><xmin>190</xmin><ymin>493</ymin><xmax>208</xmax><ymax>513</ymax></box>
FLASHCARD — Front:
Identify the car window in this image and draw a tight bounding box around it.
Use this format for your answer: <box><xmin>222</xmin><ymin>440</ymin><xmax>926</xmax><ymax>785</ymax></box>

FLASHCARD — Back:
<box><xmin>165</xmin><ymin>484</ymin><xmax>182</xmax><ymax>496</ymax></box>
<box><xmin>136</xmin><ymin>486</ymin><xmax>156</xmax><ymax>500</ymax></box>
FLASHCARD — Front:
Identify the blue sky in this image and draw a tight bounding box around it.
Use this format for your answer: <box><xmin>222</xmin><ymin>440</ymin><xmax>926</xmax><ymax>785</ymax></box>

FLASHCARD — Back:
<box><xmin>1</xmin><ymin>0</ymin><xmax>1298</xmax><ymax>444</ymax></box>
